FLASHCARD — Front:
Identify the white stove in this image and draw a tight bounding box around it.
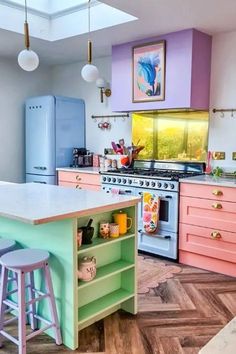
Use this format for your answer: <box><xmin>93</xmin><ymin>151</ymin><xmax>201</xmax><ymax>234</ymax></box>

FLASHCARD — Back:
<box><xmin>101</xmin><ymin>160</ymin><xmax>205</xmax><ymax>260</ymax></box>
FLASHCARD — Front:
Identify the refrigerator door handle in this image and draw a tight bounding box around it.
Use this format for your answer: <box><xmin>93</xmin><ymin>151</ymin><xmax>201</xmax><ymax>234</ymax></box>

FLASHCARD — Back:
<box><xmin>33</xmin><ymin>166</ymin><xmax>47</xmax><ymax>170</ymax></box>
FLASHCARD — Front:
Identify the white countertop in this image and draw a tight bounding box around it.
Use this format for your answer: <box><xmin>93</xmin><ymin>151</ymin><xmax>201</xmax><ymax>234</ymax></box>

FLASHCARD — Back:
<box><xmin>179</xmin><ymin>174</ymin><xmax>236</xmax><ymax>188</ymax></box>
<box><xmin>56</xmin><ymin>167</ymin><xmax>100</xmax><ymax>174</ymax></box>
<box><xmin>0</xmin><ymin>183</ymin><xmax>140</xmax><ymax>225</ymax></box>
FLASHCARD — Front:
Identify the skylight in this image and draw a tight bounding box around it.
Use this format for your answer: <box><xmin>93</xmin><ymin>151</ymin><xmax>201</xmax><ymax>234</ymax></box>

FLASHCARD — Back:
<box><xmin>0</xmin><ymin>0</ymin><xmax>137</xmax><ymax>41</ymax></box>
<box><xmin>3</xmin><ymin>0</ymin><xmax>89</xmax><ymax>16</ymax></box>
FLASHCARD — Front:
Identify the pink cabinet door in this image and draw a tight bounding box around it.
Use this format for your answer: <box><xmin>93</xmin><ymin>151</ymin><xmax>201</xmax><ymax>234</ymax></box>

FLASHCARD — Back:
<box><xmin>180</xmin><ymin>183</ymin><xmax>236</xmax><ymax>203</ymax></box>
<box><xmin>180</xmin><ymin>196</ymin><xmax>236</xmax><ymax>233</ymax></box>
<box><xmin>179</xmin><ymin>223</ymin><xmax>236</xmax><ymax>263</ymax></box>
<box><xmin>58</xmin><ymin>171</ymin><xmax>101</xmax><ymax>186</ymax></box>
<box><xmin>58</xmin><ymin>181</ymin><xmax>100</xmax><ymax>191</ymax></box>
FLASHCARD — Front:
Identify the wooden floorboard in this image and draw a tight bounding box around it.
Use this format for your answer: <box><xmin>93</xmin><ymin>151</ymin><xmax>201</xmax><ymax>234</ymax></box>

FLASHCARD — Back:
<box><xmin>1</xmin><ymin>254</ymin><xmax>236</xmax><ymax>353</ymax></box>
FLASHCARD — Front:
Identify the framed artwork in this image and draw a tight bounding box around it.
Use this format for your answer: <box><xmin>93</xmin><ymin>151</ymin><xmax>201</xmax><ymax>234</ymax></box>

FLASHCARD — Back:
<box><xmin>132</xmin><ymin>40</ymin><xmax>166</xmax><ymax>103</ymax></box>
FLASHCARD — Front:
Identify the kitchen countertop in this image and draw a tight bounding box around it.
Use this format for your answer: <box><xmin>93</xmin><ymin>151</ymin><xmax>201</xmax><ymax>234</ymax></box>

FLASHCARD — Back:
<box><xmin>56</xmin><ymin>167</ymin><xmax>100</xmax><ymax>174</ymax></box>
<box><xmin>179</xmin><ymin>174</ymin><xmax>236</xmax><ymax>188</ymax></box>
<box><xmin>0</xmin><ymin>183</ymin><xmax>140</xmax><ymax>225</ymax></box>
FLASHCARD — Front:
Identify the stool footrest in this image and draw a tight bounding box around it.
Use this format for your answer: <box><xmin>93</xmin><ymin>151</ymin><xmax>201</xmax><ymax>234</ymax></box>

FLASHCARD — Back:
<box><xmin>3</xmin><ymin>299</ymin><xmax>18</xmax><ymax>311</ymax></box>
<box><xmin>4</xmin><ymin>315</ymin><xmax>18</xmax><ymax>326</ymax></box>
<box><xmin>34</xmin><ymin>314</ymin><xmax>52</xmax><ymax>326</ymax></box>
<box><xmin>26</xmin><ymin>293</ymin><xmax>49</xmax><ymax>306</ymax></box>
<box><xmin>0</xmin><ymin>330</ymin><xmax>19</xmax><ymax>346</ymax></box>
<box><xmin>26</xmin><ymin>324</ymin><xmax>54</xmax><ymax>341</ymax></box>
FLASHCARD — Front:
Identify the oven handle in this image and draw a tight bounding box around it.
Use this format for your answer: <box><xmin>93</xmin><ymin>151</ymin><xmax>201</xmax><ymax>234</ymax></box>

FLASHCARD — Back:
<box><xmin>138</xmin><ymin>192</ymin><xmax>172</xmax><ymax>199</ymax></box>
<box><xmin>138</xmin><ymin>229</ymin><xmax>171</xmax><ymax>239</ymax></box>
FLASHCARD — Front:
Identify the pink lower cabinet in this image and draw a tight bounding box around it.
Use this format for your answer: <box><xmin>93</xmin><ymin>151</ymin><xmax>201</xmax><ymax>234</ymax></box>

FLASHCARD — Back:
<box><xmin>58</xmin><ymin>171</ymin><xmax>101</xmax><ymax>191</ymax></box>
<box><xmin>179</xmin><ymin>183</ymin><xmax>236</xmax><ymax>277</ymax></box>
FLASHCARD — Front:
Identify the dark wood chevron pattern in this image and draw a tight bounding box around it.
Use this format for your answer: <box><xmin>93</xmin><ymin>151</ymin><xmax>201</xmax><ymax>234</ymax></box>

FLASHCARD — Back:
<box><xmin>1</xmin><ymin>255</ymin><xmax>236</xmax><ymax>353</ymax></box>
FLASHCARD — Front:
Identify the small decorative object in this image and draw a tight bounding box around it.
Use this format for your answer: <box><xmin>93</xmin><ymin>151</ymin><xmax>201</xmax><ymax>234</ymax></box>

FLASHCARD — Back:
<box><xmin>81</xmin><ymin>219</ymin><xmax>94</xmax><ymax>244</ymax></box>
<box><xmin>99</xmin><ymin>222</ymin><xmax>110</xmax><ymax>238</ymax></box>
<box><xmin>109</xmin><ymin>223</ymin><xmax>120</xmax><ymax>238</ymax></box>
<box><xmin>78</xmin><ymin>256</ymin><xmax>97</xmax><ymax>282</ymax></box>
<box><xmin>112</xmin><ymin>159</ymin><xmax>118</xmax><ymax>169</ymax></box>
<box><xmin>113</xmin><ymin>211</ymin><xmax>132</xmax><ymax>235</ymax></box>
<box><xmin>77</xmin><ymin>229</ymin><xmax>83</xmax><ymax>248</ymax></box>
<box><xmin>212</xmin><ymin>166</ymin><xmax>224</xmax><ymax>178</ymax></box>
<box><xmin>132</xmin><ymin>40</ymin><xmax>166</xmax><ymax>102</ymax></box>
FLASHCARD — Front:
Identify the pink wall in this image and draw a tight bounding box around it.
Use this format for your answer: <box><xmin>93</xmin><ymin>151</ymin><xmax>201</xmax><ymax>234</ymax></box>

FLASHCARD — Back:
<box><xmin>111</xmin><ymin>29</ymin><xmax>212</xmax><ymax>112</ymax></box>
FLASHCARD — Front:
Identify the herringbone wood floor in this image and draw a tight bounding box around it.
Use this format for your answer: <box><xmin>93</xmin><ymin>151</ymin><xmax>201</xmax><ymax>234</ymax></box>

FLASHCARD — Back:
<box><xmin>1</xmin><ymin>255</ymin><xmax>236</xmax><ymax>354</ymax></box>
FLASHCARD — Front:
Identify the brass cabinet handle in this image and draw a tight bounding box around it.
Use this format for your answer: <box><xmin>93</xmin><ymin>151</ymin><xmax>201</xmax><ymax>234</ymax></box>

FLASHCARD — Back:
<box><xmin>211</xmin><ymin>231</ymin><xmax>222</xmax><ymax>239</ymax></box>
<box><xmin>76</xmin><ymin>185</ymin><xmax>81</xmax><ymax>189</ymax></box>
<box><xmin>76</xmin><ymin>175</ymin><xmax>81</xmax><ymax>181</ymax></box>
<box><xmin>212</xmin><ymin>203</ymin><xmax>222</xmax><ymax>209</ymax></box>
<box><xmin>212</xmin><ymin>189</ymin><xmax>223</xmax><ymax>196</ymax></box>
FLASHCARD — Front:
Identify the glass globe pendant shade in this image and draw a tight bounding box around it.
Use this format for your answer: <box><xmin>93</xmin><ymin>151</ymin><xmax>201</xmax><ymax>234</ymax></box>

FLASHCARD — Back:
<box><xmin>18</xmin><ymin>49</ymin><xmax>39</xmax><ymax>72</ymax></box>
<box><xmin>81</xmin><ymin>63</ymin><xmax>99</xmax><ymax>82</ymax></box>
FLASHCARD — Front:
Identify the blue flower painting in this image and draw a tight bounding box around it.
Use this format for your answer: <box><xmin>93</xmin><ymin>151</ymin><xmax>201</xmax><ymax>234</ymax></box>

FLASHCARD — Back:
<box><xmin>133</xmin><ymin>41</ymin><xmax>166</xmax><ymax>102</ymax></box>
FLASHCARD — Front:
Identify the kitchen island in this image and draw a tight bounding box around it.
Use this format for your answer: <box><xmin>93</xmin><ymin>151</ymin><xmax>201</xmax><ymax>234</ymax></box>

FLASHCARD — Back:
<box><xmin>0</xmin><ymin>183</ymin><xmax>140</xmax><ymax>350</ymax></box>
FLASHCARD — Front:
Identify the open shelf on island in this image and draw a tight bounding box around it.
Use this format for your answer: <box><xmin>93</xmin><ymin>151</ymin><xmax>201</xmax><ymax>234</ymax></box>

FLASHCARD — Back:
<box><xmin>78</xmin><ymin>288</ymin><xmax>134</xmax><ymax>326</ymax></box>
<box><xmin>77</xmin><ymin>233</ymin><xmax>135</xmax><ymax>254</ymax></box>
<box><xmin>78</xmin><ymin>260</ymin><xmax>134</xmax><ymax>289</ymax></box>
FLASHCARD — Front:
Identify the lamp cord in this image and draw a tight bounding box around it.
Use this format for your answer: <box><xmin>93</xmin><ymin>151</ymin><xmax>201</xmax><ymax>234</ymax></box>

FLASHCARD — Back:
<box><xmin>25</xmin><ymin>0</ymin><xmax>28</xmax><ymax>23</ymax></box>
<box><xmin>88</xmin><ymin>0</ymin><xmax>91</xmax><ymax>35</ymax></box>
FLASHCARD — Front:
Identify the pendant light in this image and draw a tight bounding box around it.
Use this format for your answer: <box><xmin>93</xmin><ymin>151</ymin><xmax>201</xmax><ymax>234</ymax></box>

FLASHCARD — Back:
<box><xmin>18</xmin><ymin>0</ymin><xmax>39</xmax><ymax>72</ymax></box>
<box><xmin>81</xmin><ymin>0</ymin><xmax>99</xmax><ymax>82</ymax></box>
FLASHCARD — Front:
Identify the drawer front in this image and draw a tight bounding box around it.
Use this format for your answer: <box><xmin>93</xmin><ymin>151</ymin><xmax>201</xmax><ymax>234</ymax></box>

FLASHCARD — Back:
<box><xmin>58</xmin><ymin>171</ymin><xmax>101</xmax><ymax>185</ymax></box>
<box><xmin>180</xmin><ymin>182</ymin><xmax>236</xmax><ymax>203</ymax></box>
<box><xmin>179</xmin><ymin>250</ymin><xmax>236</xmax><ymax>277</ymax></box>
<box><xmin>180</xmin><ymin>196</ymin><xmax>236</xmax><ymax>232</ymax></box>
<box><xmin>179</xmin><ymin>223</ymin><xmax>236</xmax><ymax>263</ymax></box>
<box><xmin>58</xmin><ymin>181</ymin><xmax>101</xmax><ymax>191</ymax></box>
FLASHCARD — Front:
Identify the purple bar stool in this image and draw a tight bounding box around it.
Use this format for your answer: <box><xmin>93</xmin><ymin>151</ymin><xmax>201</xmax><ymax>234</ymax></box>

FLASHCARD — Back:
<box><xmin>0</xmin><ymin>239</ymin><xmax>16</xmax><ymax>258</ymax></box>
<box><xmin>0</xmin><ymin>249</ymin><xmax>62</xmax><ymax>354</ymax></box>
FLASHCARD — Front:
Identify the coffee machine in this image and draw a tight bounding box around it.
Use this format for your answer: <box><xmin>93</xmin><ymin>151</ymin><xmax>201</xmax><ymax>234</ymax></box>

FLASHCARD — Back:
<box><xmin>71</xmin><ymin>148</ymin><xmax>93</xmax><ymax>167</ymax></box>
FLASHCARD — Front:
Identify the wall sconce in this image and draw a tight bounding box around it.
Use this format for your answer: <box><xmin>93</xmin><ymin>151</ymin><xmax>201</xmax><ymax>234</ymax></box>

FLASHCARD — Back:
<box><xmin>96</xmin><ymin>78</ymin><xmax>112</xmax><ymax>103</ymax></box>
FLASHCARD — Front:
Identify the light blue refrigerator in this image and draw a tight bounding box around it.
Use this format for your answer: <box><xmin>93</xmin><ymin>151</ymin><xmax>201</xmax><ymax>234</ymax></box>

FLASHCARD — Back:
<box><xmin>25</xmin><ymin>95</ymin><xmax>85</xmax><ymax>184</ymax></box>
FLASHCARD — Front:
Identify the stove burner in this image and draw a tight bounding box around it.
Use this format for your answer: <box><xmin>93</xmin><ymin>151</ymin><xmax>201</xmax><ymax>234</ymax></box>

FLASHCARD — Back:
<box><xmin>105</xmin><ymin>168</ymin><xmax>202</xmax><ymax>181</ymax></box>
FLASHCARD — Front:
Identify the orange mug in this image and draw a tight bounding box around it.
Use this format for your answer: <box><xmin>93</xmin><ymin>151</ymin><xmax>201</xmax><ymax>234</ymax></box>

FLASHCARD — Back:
<box><xmin>113</xmin><ymin>211</ymin><xmax>132</xmax><ymax>235</ymax></box>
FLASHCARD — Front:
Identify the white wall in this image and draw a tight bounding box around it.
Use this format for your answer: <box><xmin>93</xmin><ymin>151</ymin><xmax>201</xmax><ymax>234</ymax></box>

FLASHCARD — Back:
<box><xmin>0</xmin><ymin>58</ymin><xmax>51</xmax><ymax>182</ymax></box>
<box><xmin>51</xmin><ymin>56</ymin><xmax>132</xmax><ymax>155</ymax></box>
<box><xmin>209</xmin><ymin>31</ymin><xmax>236</xmax><ymax>171</ymax></box>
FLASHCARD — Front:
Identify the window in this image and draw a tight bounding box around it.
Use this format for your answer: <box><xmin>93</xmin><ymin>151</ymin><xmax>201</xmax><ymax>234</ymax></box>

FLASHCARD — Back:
<box><xmin>132</xmin><ymin>111</ymin><xmax>209</xmax><ymax>161</ymax></box>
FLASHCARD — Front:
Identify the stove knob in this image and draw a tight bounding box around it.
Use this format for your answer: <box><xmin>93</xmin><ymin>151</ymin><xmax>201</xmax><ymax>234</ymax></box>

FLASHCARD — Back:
<box><xmin>107</xmin><ymin>177</ymin><xmax>111</xmax><ymax>182</ymax></box>
<box><xmin>151</xmin><ymin>181</ymin><xmax>156</xmax><ymax>188</ymax></box>
<box><xmin>145</xmin><ymin>181</ymin><xmax>150</xmax><ymax>187</ymax></box>
<box><xmin>112</xmin><ymin>177</ymin><xmax>116</xmax><ymax>183</ymax></box>
<box><xmin>157</xmin><ymin>182</ymin><xmax>162</xmax><ymax>188</ymax></box>
<box><xmin>170</xmin><ymin>183</ymin><xmax>175</xmax><ymax>189</ymax></box>
<box><xmin>117</xmin><ymin>178</ymin><xmax>121</xmax><ymax>183</ymax></box>
<box><xmin>128</xmin><ymin>179</ymin><xmax>132</xmax><ymax>185</ymax></box>
<box><xmin>139</xmin><ymin>180</ymin><xmax>144</xmax><ymax>186</ymax></box>
<box><xmin>102</xmin><ymin>176</ymin><xmax>107</xmax><ymax>182</ymax></box>
<box><xmin>122</xmin><ymin>178</ymin><xmax>127</xmax><ymax>184</ymax></box>
<box><xmin>163</xmin><ymin>183</ymin><xmax>168</xmax><ymax>189</ymax></box>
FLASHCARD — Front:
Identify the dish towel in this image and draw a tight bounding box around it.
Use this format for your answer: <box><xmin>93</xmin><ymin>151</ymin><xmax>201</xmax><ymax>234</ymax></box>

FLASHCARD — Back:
<box><xmin>143</xmin><ymin>192</ymin><xmax>160</xmax><ymax>233</ymax></box>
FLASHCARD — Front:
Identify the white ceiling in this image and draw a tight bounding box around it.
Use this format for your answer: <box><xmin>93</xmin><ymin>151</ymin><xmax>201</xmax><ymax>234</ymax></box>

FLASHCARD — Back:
<box><xmin>1</xmin><ymin>0</ymin><xmax>236</xmax><ymax>66</ymax></box>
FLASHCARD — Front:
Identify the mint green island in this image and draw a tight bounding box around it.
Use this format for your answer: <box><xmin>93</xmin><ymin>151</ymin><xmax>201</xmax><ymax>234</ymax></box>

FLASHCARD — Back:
<box><xmin>0</xmin><ymin>183</ymin><xmax>140</xmax><ymax>350</ymax></box>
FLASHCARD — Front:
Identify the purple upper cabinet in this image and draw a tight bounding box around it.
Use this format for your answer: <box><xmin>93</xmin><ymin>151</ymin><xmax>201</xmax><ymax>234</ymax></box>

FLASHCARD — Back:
<box><xmin>111</xmin><ymin>29</ymin><xmax>212</xmax><ymax>112</ymax></box>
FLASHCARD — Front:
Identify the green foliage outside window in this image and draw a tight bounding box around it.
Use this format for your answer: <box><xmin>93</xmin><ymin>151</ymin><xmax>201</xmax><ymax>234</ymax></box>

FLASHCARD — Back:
<box><xmin>132</xmin><ymin>111</ymin><xmax>209</xmax><ymax>161</ymax></box>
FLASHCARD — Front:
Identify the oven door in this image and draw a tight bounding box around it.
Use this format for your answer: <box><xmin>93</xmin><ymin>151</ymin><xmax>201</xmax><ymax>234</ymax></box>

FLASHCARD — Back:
<box><xmin>138</xmin><ymin>229</ymin><xmax>178</xmax><ymax>259</ymax></box>
<box><xmin>136</xmin><ymin>188</ymin><xmax>178</xmax><ymax>233</ymax></box>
